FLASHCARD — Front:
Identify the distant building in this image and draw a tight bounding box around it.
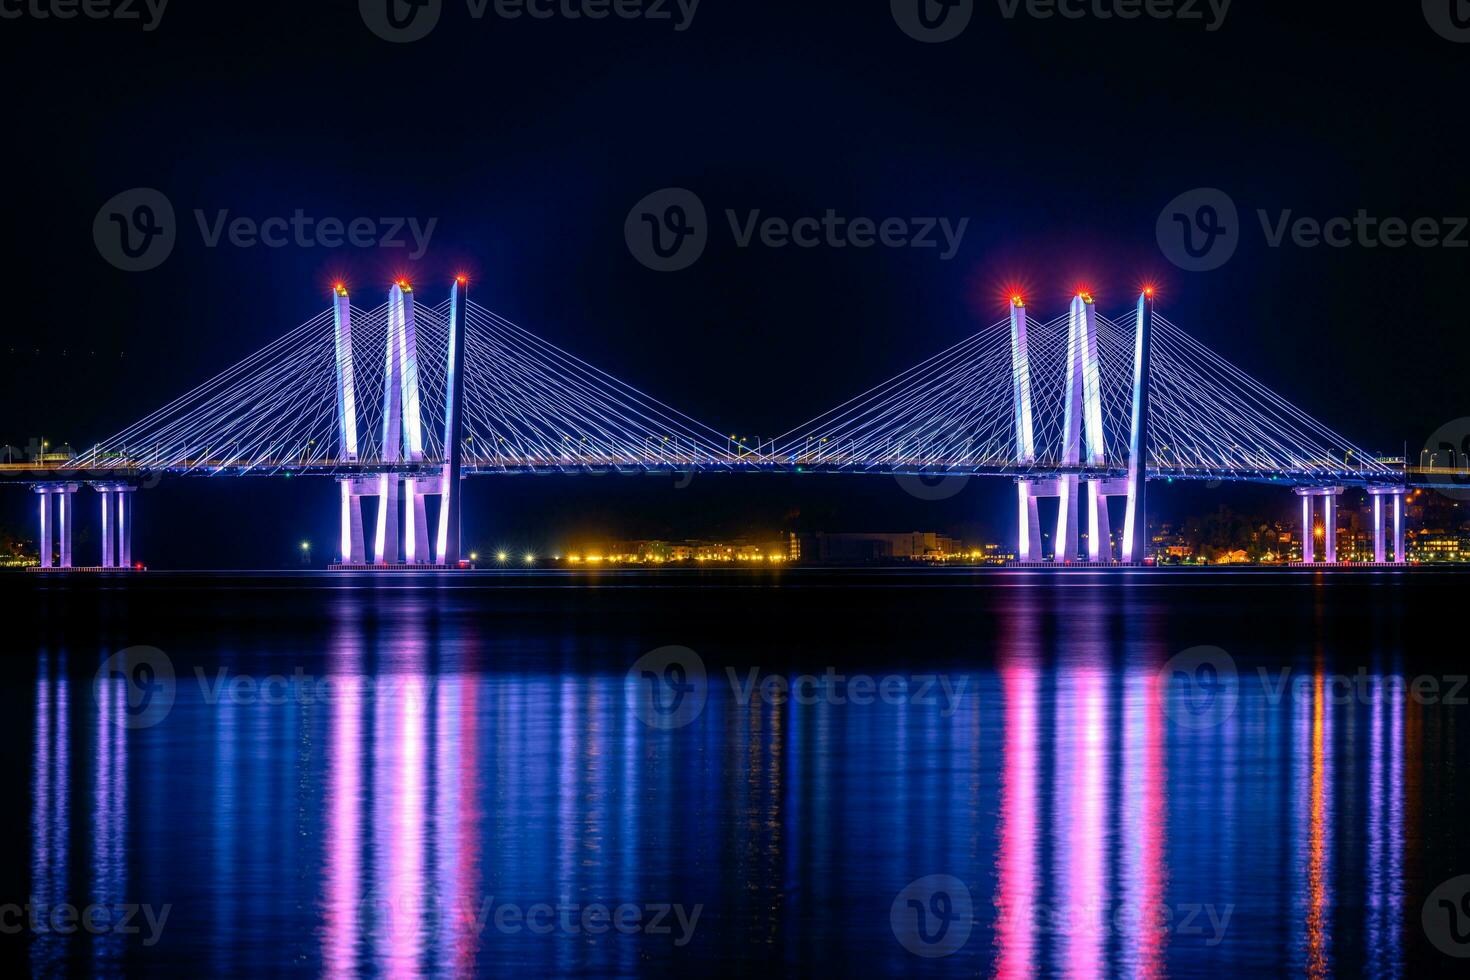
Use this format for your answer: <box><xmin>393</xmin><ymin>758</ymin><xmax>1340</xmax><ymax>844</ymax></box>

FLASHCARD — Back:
<box><xmin>795</xmin><ymin>531</ymin><xmax>963</xmax><ymax>562</ymax></box>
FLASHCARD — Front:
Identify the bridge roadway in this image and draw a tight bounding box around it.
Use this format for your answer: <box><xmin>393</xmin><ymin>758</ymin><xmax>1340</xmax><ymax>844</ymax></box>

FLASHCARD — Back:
<box><xmin>1</xmin><ymin>459</ymin><xmax>1461</xmax><ymax>489</ymax></box>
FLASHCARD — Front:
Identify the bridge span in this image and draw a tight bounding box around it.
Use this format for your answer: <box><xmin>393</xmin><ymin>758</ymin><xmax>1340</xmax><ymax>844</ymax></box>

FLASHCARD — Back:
<box><xmin>7</xmin><ymin>279</ymin><xmax>1455</xmax><ymax>570</ymax></box>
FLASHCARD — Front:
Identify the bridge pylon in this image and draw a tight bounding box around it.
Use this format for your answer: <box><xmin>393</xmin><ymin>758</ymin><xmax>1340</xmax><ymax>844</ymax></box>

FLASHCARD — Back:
<box><xmin>1120</xmin><ymin>290</ymin><xmax>1154</xmax><ymax>564</ymax></box>
<box><xmin>332</xmin><ymin>284</ymin><xmax>368</xmax><ymax>564</ymax></box>
<box><xmin>332</xmin><ymin>279</ymin><xmax>466</xmax><ymax>570</ymax></box>
<box><xmin>1010</xmin><ymin>297</ymin><xmax>1043</xmax><ymax>560</ymax></box>
<box><xmin>436</xmin><ymin>277</ymin><xmax>468</xmax><ymax>566</ymax></box>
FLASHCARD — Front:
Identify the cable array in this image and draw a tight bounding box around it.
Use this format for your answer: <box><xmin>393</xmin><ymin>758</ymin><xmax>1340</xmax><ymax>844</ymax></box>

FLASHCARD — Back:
<box><xmin>72</xmin><ymin>294</ymin><xmax>1394</xmax><ymax>485</ymax></box>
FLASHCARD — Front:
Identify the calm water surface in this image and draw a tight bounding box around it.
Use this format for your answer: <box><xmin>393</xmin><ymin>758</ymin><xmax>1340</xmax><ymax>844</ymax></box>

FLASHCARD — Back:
<box><xmin>4</xmin><ymin>569</ymin><xmax>1468</xmax><ymax>977</ymax></box>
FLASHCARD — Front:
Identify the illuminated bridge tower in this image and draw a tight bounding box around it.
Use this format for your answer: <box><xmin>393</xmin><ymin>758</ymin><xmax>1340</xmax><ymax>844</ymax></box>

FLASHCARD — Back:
<box><xmin>332</xmin><ymin>278</ymin><xmax>466</xmax><ymax>569</ymax></box>
<box><xmin>1121</xmin><ymin>290</ymin><xmax>1155</xmax><ymax>564</ymax></box>
<box><xmin>436</xmin><ymin>276</ymin><xmax>468</xmax><ymax>566</ymax></box>
<box><xmin>1016</xmin><ymin>292</ymin><xmax>1126</xmax><ymax>563</ymax></box>
<box><xmin>1010</xmin><ymin>296</ymin><xmax>1043</xmax><ymax>561</ymax></box>
<box><xmin>373</xmin><ymin>280</ymin><xmax>431</xmax><ymax>564</ymax></box>
<box><xmin>332</xmin><ymin>284</ymin><xmax>368</xmax><ymax>565</ymax></box>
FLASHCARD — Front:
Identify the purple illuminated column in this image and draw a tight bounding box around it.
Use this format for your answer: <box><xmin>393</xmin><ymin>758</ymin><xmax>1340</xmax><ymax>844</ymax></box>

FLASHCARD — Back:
<box><xmin>1393</xmin><ymin>493</ymin><xmax>1405</xmax><ymax>564</ymax></box>
<box><xmin>1323</xmin><ymin>492</ymin><xmax>1338</xmax><ymax>564</ymax></box>
<box><xmin>36</xmin><ymin>489</ymin><xmax>52</xmax><ymax>568</ymax></box>
<box><xmin>1301</xmin><ymin>493</ymin><xmax>1315</xmax><ymax>564</ymax></box>
<box><xmin>58</xmin><ymin>487</ymin><xmax>74</xmax><ymax>569</ymax></box>
<box><xmin>100</xmin><ymin>488</ymin><xmax>115</xmax><ymax>568</ymax></box>
<box><xmin>117</xmin><ymin>489</ymin><xmax>133</xmax><ymax>568</ymax></box>
<box><xmin>1373</xmin><ymin>495</ymin><xmax>1386</xmax><ymax>564</ymax></box>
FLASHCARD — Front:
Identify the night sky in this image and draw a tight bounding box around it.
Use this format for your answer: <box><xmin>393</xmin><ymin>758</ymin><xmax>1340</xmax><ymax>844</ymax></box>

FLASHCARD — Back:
<box><xmin>2</xmin><ymin>2</ymin><xmax>1465</xmax><ymax>565</ymax></box>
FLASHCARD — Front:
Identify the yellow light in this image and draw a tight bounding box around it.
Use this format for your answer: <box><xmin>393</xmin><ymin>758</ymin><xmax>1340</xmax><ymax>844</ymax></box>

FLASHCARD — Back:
<box><xmin>523</xmin><ymin>553</ymin><xmax>535</xmax><ymax>563</ymax></box>
<box><xmin>496</xmin><ymin>551</ymin><xmax>508</xmax><ymax>562</ymax></box>
<box><xmin>470</xmin><ymin>552</ymin><xmax>479</xmax><ymax>561</ymax></box>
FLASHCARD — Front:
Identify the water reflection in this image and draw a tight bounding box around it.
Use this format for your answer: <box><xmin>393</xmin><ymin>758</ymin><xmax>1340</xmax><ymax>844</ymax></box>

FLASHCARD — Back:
<box><xmin>22</xmin><ymin>595</ymin><xmax>1458</xmax><ymax>977</ymax></box>
<box><xmin>31</xmin><ymin>652</ymin><xmax>69</xmax><ymax>978</ymax></box>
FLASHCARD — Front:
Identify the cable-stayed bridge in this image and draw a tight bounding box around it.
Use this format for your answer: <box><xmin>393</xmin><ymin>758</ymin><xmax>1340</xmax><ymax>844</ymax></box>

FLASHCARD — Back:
<box><xmin>6</xmin><ymin>279</ymin><xmax>1456</xmax><ymax>570</ymax></box>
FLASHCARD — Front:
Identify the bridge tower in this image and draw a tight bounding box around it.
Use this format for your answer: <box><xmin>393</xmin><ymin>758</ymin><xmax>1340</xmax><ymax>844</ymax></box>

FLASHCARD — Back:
<box><xmin>1055</xmin><ymin>293</ymin><xmax>1113</xmax><ymax>561</ymax></box>
<box><xmin>436</xmin><ymin>277</ymin><xmax>468</xmax><ymax>565</ymax></box>
<box><xmin>1010</xmin><ymin>296</ymin><xmax>1042</xmax><ymax>560</ymax></box>
<box><xmin>1121</xmin><ymin>290</ymin><xmax>1155</xmax><ymax>564</ymax></box>
<box><xmin>374</xmin><ymin>280</ymin><xmax>431</xmax><ymax>564</ymax></box>
<box><xmin>332</xmin><ymin>284</ymin><xmax>368</xmax><ymax>565</ymax></box>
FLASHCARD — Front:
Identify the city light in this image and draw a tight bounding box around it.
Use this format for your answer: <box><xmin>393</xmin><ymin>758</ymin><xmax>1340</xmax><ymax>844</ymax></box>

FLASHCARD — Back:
<box><xmin>523</xmin><ymin>553</ymin><xmax>535</xmax><ymax>564</ymax></box>
<box><xmin>496</xmin><ymin>551</ymin><xmax>508</xmax><ymax>563</ymax></box>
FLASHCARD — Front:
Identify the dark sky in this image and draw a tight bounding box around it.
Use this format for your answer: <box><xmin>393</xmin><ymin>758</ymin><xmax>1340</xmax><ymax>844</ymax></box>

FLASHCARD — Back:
<box><xmin>2</xmin><ymin>2</ymin><xmax>1465</xmax><ymax>564</ymax></box>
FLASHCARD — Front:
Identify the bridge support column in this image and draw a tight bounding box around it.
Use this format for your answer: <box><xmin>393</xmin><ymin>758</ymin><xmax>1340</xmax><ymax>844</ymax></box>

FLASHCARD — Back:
<box><xmin>57</xmin><ymin>485</ymin><xmax>75</xmax><ymax>568</ymax></box>
<box><xmin>34</xmin><ymin>487</ymin><xmax>53</xmax><ymax>568</ymax></box>
<box><xmin>1295</xmin><ymin>487</ymin><xmax>1342</xmax><ymax>563</ymax></box>
<box><xmin>1017</xmin><ymin>483</ymin><xmax>1042</xmax><ymax>561</ymax></box>
<box><xmin>404</xmin><ymin>478</ymin><xmax>430</xmax><ymax>564</ymax></box>
<box><xmin>1055</xmin><ymin>478</ymin><xmax>1080</xmax><ymax>562</ymax></box>
<box><xmin>375</xmin><ymin>474</ymin><xmax>400</xmax><ymax>564</ymax></box>
<box><xmin>1087</xmin><ymin>481</ymin><xmax>1112</xmax><ymax>562</ymax></box>
<box><xmin>339</xmin><ymin>480</ymin><xmax>366</xmax><ymax>564</ymax></box>
<box><xmin>100</xmin><ymin>488</ymin><xmax>115</xmax><ymax>568</ymax></box>
<box><xmin>1368</xmin><ymin>486</ymin><xmax>1408</xmax><ymax>564</ymax></box>
<box><xmin>1394</xmin><ymin>491</ymin><xmax>1406</xmax><ymax>564</ymax></box>
<box><xmin>1324</xmin><ymin>491</ymin><xmax>1339</xmax><ymax>563</ymax></box>
<box><xmin>117</xmin><ymin>487</ymin><xmax>133</xmax><ymax>568</ymax></box>
<box><xmin>1299</xmin><ymin>492</ymin><xmax>1316</xmax><ymax>563</ymax></box>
